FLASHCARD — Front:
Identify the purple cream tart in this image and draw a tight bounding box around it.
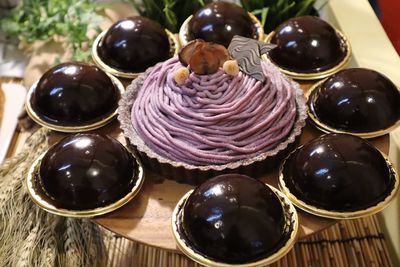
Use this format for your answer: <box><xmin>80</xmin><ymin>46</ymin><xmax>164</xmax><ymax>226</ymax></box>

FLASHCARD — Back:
<box><xmin>132</xmin><ymin>57</ymin><xmax>296</xmax><ymax>165</ymax></box>
<box><xmin>119</xmin><ymin>38</ymin><xmax>307</xmax><ymax>183</ymax></box>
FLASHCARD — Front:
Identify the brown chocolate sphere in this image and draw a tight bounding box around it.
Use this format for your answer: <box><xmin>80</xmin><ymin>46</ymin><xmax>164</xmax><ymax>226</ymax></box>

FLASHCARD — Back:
<box><xmin>181</xmin><ymin>174</ymin><xmax>286</xmax><ymax>263</ymax></box>
<box><xmin>282</xmin><ymin>134</ymin><xmax>395</xmax><ymax>212</ymax></box>
<box><xmin>98</xmin><ymin>16</ymin><xmax>171</xmax><ymax>72</ymax></box>
<box><xmin>309</xmin><ymin>68</ymin><xmax>400</xmax><ymax>133</ymax></box>
<box><xmin>188</xmin><ymin>2</ymin><xmax>256</xmax><ymax>48</ymax></box>
<box><xmin>30</xmin><ymin>62</ymin><xmax>119</xmax><ymax>126</ymax></box>
<box><xmin>269</xmin><ymin>16</ymin><xmax>347</xmax><ymax>73</ymax></box>
<box><xmin>39</xmin><ymin>134</ymin><xmax>137</xmax><ymax>210</ymax></box>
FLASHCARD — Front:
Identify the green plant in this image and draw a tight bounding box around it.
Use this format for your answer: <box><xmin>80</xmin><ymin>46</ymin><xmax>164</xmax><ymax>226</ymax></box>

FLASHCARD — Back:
<box><xmin>1</xmin><ymin>0</ymin><xmax>105</xmax><ymax>62</ymax></box>
<box><xmin>240</xmin><ymin>0</ymin><xmax>316</xmax><ymax>33</ymax></box>
<box><xmin>127</xmin><ymin>0</ymin><xmax>210</xmax><ymax>33</ymax></box>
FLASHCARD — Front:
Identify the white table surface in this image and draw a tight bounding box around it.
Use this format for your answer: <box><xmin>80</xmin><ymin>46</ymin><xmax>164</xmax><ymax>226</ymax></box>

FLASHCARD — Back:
<box><xmin>319</xmin><ymin>0</ymin><xmax>400</xmax><ymax>265</ymax></box>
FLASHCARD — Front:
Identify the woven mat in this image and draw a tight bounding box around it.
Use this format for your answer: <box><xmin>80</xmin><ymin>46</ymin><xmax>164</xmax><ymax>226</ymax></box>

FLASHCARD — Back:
<box><xmin>1</xmin><ymin>125</ymin><xmax>394</xmax><ymax>267</ymax></box>
<box><xmin>104</xmin><ymin>215</ymin><xmax>393</xmax><ymax>267</ymax></box>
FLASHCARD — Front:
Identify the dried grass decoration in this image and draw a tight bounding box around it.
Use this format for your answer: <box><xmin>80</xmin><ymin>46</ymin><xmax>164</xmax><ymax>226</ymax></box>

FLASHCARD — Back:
<box><xmin>0</xmin><ymin>128</ymin><xmax>107</xmax><ymax>267</ymax></box>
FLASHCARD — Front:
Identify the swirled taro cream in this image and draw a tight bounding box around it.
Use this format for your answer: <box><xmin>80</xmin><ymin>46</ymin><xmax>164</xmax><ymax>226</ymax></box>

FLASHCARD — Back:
<box><xmin>131</xmin><ymin>39</ymin><xmax>298</xmax><ymax>166</ymax></box>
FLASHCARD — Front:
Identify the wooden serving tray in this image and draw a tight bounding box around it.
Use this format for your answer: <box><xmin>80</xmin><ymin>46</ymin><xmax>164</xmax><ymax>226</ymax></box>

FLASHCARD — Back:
<box><xmin>92</xmin><ymin>125</ymin><xmax>388</xmax><ymax>251</ymax></box>
<box><xmin>7</xmin><ymin>76</ymin><xmax>389</xmax><ymax>253</ymax></box>
<box><xmin>89</xmin><ymin>82</ymin><xmax>389</xmax><ymax>252</ymax></box>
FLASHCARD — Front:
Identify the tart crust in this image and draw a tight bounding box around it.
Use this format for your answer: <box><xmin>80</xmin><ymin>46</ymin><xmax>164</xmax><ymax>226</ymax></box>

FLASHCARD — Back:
<box><xmin>118</xmin><ymin>61</ymin><xmax>308</xmax><ymax>184</ymax></box>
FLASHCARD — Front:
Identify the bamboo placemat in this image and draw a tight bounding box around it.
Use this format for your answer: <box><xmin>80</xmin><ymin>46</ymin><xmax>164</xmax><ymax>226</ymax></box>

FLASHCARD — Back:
<box><xmin>104</xmin><ymin>215</ymin><xmax>394</xmax><ymax>267</ymax></box>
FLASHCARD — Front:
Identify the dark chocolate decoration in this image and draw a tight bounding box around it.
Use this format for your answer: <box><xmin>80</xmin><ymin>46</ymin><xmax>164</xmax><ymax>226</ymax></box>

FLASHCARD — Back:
<box><xmin>30</xmin><ymin>62</ymin><xmax>119</xmax><ymax>126</ymax></box>
<box><xmin>228</xmin><ymin>35</ymin><xmax>276</xmax><ymax>81</ymax></box>
<box><xmin>268</xmin><ymin>16</ymin><xmax>347</xmax><ymax>73</ymax></box>
<box><xmin>181</xmin><ymin>174</ymin><xmax>286</xmax><ymax>264</ymax></box>
<box><xmin>98</xmin><ymin>16</ymin><xmax>171</xmax><ymax>72</ymax></box>
<box><xmin>39</xmin><ymin>134</ymin><xmax>137</xmax><ymax>210</ymax></box>
<box><xmin>282</xmin><ymin>133</ymin><xmax>395</xmax><ymax>212</ymax></box>
<box><xmin>188</xmin><ymin>2</ymin><xmax>256</xmax><ymax>48</ymax></box>
<box><xmin>309</xmin><ymin>68</ymin><xmax>400</xmax><ymax>133</ymax></box>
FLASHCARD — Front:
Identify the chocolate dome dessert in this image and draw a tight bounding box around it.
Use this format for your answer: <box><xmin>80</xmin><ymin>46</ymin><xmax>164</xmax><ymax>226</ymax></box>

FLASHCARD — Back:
<box><xmin>172</xmin><ymin>174</ymin><xmax>298</xmax><ymax>266</ymax></box>
<box><xmin>38</xmin><ymin>134</ymin><xmax>139</xmax><ymax>211</ymax></box>
<box><xmin>280</xmin><ymin>134</ymin><xmax>398</xmax><ymax>218</ymax></box>
<box><xmin>27</xmin><ymin>133</ymin><xmax>144</xmax><ymax>217</ymax></box>
<box><xmin>27</xmin><ymin>62</ymin><xmax>122</xmax><ymax>131</ymax></box>
<box><xmin>95</xmin><ymin>16</ymin><xmax>172</xmax><ymax>75</ymax></box>
<box><xmin>308</xmin><ymin>68</ymin><xmax>400</xmax><ymax>137</ymax></box>
<box><xmin>267</xmin><ymin>16</ymin><xmax>350</xmax><ymax>79</ymax></box>
<box><xmin>181</xmin><ymin>2</ymin><xmax>262</xmax><ymax>48</ymax></box>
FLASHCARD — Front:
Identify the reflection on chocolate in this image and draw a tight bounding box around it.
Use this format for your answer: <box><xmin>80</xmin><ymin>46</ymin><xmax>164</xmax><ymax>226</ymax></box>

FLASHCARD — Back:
<box><xmin>282</xmin><ymin>134</ymin><xmax>395</xmax><ymax>212</ymax></box>
<box><xmin>182</xmin><ymin>174</ymin><xmax>286</xmax><ymax>263</ymax></box>
<box><xmin>98</xmin><ymin>16</ymin><xmax>170</xmax><ymax>72</ymax></box>
<box><xmin>30</xmin><ymin>62</ymin><xmax>119</xmax><ymax>126</ymax></box>
<box><xmin>188</xmin><ymin>2</ymin><xmax>255</xmax><ymax>48</ymax></box>
<box><xmin>309</xmin><ymin>68</ymin><xmax>400</xmax><ymax>133</ymax></box>
<box><xmin>39</xmin><ymin>134</ymin><xmax>137</xmax><ymax>210</ymax></box>
<box><xmin>269</xmin><ymin>16</ymin><xmax>347</xmax><ymax>73</ymax></box>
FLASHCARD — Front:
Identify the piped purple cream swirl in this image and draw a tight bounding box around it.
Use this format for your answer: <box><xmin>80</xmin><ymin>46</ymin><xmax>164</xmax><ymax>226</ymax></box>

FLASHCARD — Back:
<box><xmin>131</xmin><ymin>57</ymin><xmax>296</xmax><ymax>165</ymax></box>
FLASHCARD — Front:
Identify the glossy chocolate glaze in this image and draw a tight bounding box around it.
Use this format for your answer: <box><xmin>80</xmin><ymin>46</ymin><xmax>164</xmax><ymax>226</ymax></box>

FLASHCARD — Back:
<box><xmin>181</xmin><ymin>174</ymin><xmax>286</xmax><ymax>263</ymax></box>
<box><xmin>282</xmin><ymin>134</ymin><xmax>395</xmax><ymax>211</ymax></box>
<box><xmin>269</xmin><ymin>16</ymin><xmax>347</xmax><ymax>73</ymax></box>
<box><xmin>188</xmin><ymin>2</ymin><xmax>255</xmax><ymax>48</ymax></box>
<box><xmin>98</xmin><ymin>16</ymin><xmax>170</xmax><ymax>72</ymax></box>
<box><xmin>30</xmin><ymin>62</ymin><xmax>119</xmax><ymax>126</ymax></box>
<box><xmin>39</xmin><ymin>134</ymin><xmax>137</xmax><ymax>210</ymax></box>
<box><xmin>309</xmin><ymin>68</ymin><xmax>400</xmax><ymax>133</ymax></box>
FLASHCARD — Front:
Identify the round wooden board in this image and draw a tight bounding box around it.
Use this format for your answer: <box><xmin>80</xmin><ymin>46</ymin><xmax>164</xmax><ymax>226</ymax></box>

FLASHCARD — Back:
<box><xmin>92</xmin><ymin>80</ymin><xmax>389</xmax><ymax>252</ymax></box>
<box><xmin>46</xmin><ymin>82</ymin><xmax>389</xmax><ymax>253</ymax></box>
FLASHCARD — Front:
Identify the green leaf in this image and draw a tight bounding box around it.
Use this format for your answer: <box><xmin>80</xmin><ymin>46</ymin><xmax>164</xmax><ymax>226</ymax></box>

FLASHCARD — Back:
<box><xmin>1</xmin><ymin>0</ymin><xmax>105</xmax><ymax>62</ymax></box>
<box><xmin>240</xmin><ymin>0</ymin><xmax>316</xmax><ymax>33</ymax></box>
<box><xmin>130</xmin><ymin>0</ymin><xmax>206</xmax><ymax>33</ymax></box>
<box><xmin>295</xmin><ymin>0</ymin><xmax>315</xmax><ymax>16</ymax></box>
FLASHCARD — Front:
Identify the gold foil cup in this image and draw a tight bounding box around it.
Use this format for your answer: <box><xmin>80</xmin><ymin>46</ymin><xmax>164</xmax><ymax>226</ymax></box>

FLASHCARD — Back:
<box><xmin>26</xmin><ymin>73</ymin><xmax>124</xmax><ymax>133</ymax></box>
<box><xmin>27</xmin><ymin>147</ymin><xmax>144</xmax><ymax>218</ymax></box>
<box><xmin>278</xmin><ymin>147</ymin><xmax>399</xmax><ymax>220</ymax></box>
<box><xmin>306</xmin><ymin>79</ymin><xmax>400</xmax><ymax>138</ymax></box>
<box><xmin>171</xmin><ymin>185</ymin><xmax>299</xmax><ymax>267</ymax></box>
<box><xmin>265</xmin><ymin>29</ymin><xmax>351</xmax><ymax>81</ymax></box>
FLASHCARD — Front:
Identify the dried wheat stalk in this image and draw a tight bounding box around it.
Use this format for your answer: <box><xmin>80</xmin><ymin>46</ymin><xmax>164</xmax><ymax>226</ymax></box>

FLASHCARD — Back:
<box><xmin>0</xmin><ymin>128</ymin><xmax>107</xmax><ymax>267</ymax></box>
